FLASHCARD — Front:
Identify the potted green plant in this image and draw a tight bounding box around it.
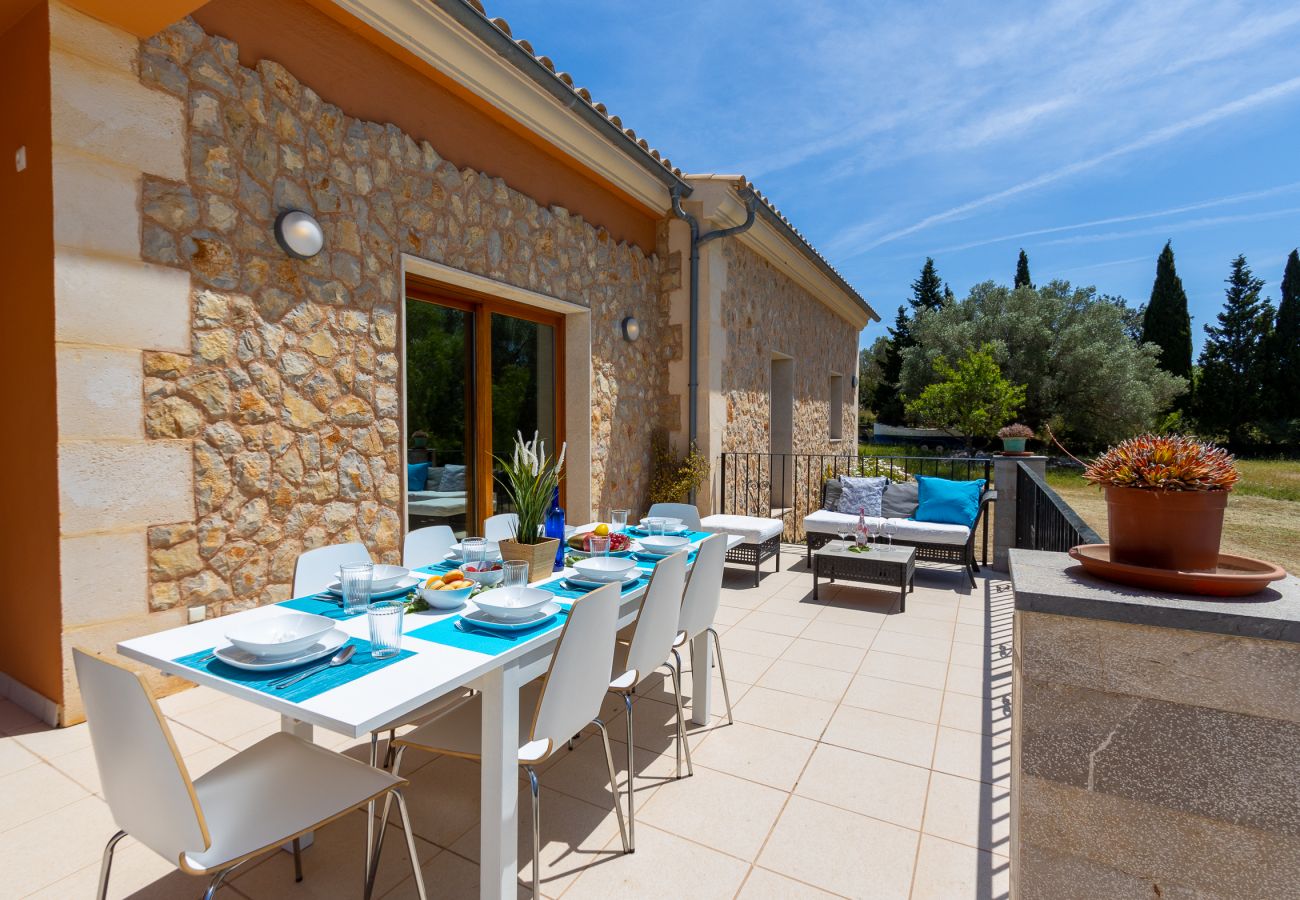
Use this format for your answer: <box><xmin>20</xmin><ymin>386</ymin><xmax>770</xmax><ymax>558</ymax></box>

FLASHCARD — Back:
<box><xmin>496</xmin><ymin>431</ymin><xmax>565</xmax><ymax>582</ymax></box>
<box><xmin>1083</xmin><ymin>434</ymin><xmax>1238</xmax><ymax>571</ymax></box>
<box><xmin>411</xmin><ymin>430</ymin><xmax>429</xmax><ymax>450</ymax></box>
<box><xmin>997</xmin><ymin>423</ymin><xmax>1034</xmax><ymax>453</ymax></box>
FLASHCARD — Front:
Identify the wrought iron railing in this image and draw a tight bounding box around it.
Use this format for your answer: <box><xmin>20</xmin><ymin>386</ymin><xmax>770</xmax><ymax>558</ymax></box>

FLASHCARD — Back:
<box><xmin>716</xmin><ymin>452</ymin><xmax>993</xmax><ymax>552</ymax></box>
<box><xmin>1014</xmin><ymin>461</ymin><xmax>1100</xmax><ymax>552</ymax></box>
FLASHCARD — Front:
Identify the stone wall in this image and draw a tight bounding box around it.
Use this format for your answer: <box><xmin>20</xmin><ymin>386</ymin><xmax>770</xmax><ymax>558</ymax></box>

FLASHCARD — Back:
<box><xmin>719</xmin><ymin>240</ymin><xmax>858</xmax><ymax>454</ymax></box>
<box><xmin>125</xmin><ymin>17</ymin><xmax>664</xmax><ymax>617</ymax></box>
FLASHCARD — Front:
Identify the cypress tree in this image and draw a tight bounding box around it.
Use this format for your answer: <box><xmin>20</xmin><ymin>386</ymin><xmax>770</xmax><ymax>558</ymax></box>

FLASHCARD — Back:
<box><xmin>1014</xmin><ymin>249</ymin><xmax>1032</xmax><ymax>289</ymax></box>
<box><xmin>1272</xmin><ymin>249</ymin><xmax>1300</xmax><ymax>419</ymax></box>
<box><xmin>1142</xmin><ymin>241</ymin><xmax>1193</xmax><ymax>382</ymax></box>
<box><xmin>1197</xmin><ymin>255</ymin><xmax>1275</xmax><ymax>444</ymax></box>
<box><xmin>872</xmin><ymin>306</ymin><xmax>911</xmax><ymax>424</ymax></box>
<box><xmin>910</xmin><ymin>258</ymin><xmax>944</xmax><ymax>311</ymax></box>
<box><xmin>943</xmin><ymin>283</ymin><xmax>955</xmax><ymax>305</ymax></box>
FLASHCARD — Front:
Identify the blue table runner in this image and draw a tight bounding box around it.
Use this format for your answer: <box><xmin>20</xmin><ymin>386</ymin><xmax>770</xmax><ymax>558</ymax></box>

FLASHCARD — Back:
<box><xmin>407</xmin><ymin>605</ymin><xmax>571</xmax><ymax>656</ymax></box>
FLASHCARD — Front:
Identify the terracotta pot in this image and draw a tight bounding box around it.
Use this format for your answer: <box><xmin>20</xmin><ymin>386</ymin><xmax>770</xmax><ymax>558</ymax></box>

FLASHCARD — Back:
<box><xmin>1104</xmin><ymin>486</ymin><xmax>1227</xmax><ymax>572</ymax></box>
<box><xmin>499</xmin><ymin>538</ymin><xmax>561</xmax><ymax>583</ymax></box>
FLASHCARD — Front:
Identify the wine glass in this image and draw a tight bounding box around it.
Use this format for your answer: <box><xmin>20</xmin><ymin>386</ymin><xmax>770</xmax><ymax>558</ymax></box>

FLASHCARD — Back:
<box><xmin>882</xmin><ymin>519</ymin><xmax>897</xmax><ymax>547</ymax></box>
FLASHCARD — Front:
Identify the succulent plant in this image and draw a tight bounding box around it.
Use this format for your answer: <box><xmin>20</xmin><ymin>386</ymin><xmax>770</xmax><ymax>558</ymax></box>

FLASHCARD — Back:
<box><xmin>1084</xmin><ymin>434</ymin><xmax>1239</xmax><ymax>492</ymax></box>
<box><xmin>998</xmin><ymin>423</ymin><xmax>1034</xmax><ymax>439</ymax></box>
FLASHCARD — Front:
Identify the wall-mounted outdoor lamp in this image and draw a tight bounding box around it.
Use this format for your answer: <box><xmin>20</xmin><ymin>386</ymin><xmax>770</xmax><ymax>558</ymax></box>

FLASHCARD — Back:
<box><xmin>851</xmin><ymin>374</ymin><xmax>858</xmax><ymax>388</ymax></box>
<box><xmin>274</xmin><ymin>209</ymin><xmax>324</xmax><ymax>259</ymax></box>
<box><xmin>621</xmin><ymin>316</ymin><xmax>641</xmax><ymax>342</ymax></box>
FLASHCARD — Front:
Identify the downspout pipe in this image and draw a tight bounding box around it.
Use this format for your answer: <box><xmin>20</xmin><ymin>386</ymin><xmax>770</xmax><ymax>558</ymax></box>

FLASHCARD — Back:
<box><xmin>670</xmin><ymin>187</ymin><xmax>758</xmax><ymax>500</ymax></box>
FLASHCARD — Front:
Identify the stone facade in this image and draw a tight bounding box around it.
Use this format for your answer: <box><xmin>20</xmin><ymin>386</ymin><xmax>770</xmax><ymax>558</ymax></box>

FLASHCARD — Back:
<box><xmin>127</xmin><ymin>17</ymin><xmax>665</xmax><ymax>617</ymax></box>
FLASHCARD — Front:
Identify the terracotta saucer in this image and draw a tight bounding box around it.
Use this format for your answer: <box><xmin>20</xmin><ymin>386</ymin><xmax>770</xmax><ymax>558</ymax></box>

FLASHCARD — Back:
<box><xmin>997</xmin><ymin>451</ymin><xmax>1034</xmax><ymax>457</ymax></box>
<box><xmin>1068</xmin><ymin>544</ymin><xmax>1287</xmax><ymax>598</ymax></box>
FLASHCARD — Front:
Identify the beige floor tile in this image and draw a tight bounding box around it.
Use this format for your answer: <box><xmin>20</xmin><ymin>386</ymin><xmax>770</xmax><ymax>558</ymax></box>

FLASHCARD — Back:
<box><xmin>955</xmin><ymin>605</ymin><xmax>990</xmax><ymax>627</ymax></box>
<box><xmin>940</xmin><ymin>691</ymin><xmax>1009</xmax><ymax>735</ymax></box>
<box><xmin>756</xmin><ymin>594</ymin><xmax>826</xmax><ymax>620</ymax></box>
<box><xmin>931</xmin><ymin>726</ymin><xmax>1011</xmax><ymax>786</ymax></box>
<box><xmin>795</xmin><ymin>743</ymin><xmax>930</xmax><ymax>830</ymax></box>
<box><xmin>857</xmin><ymin>651</ymin><xmax>948</xmax><ymax>690</ymax></box>
<box><xmin>719</xmin><ymin>589</ymin><xmax>769</xmax><ymax>611</ymax></box>
<box><xmin>691</xmin><ymin>722</ymin><xmax>816</xmax><ymax>791</ymax></box>
<box><xmin>922</xmin><ymin>771</ymin><xmax>1011</xmax><ymax>854</ymax></box>
<box><xmin>779</xmin><ymin>637</ymin><xmax>867</xmax><ymax>673</ymax></box>
<box><xmin>814</xmin><ymin>600</ymin><xmax>894</xmax><ymax>626</ymax></box>
<box><xmin>950</xmin><ymin>640</ymin><xmax>1000</xmax><ymax>669</ymax></box>
<box><xmin>703</xmin><ymin>645</ymin><xmax>776</xmax><ymax>684</ymax></box>
<box><xmin>740</xmin><ymin>610</ymin><xmax>811</xmax><ymax>637</ymax></box>
<box><xmin>12</xmin><ymin>721</ymin><xmax>92</xmax><ymax>760</ymax></box>
<box><xmin>380</xmin><ymin>847</ymin><xmax>533</xmax><ymax>899</ymax></box>
<box><xmin>165</xmin><ymin>720</ymin><xmax>218</xmax><ymax>756</ymax></box>
<box><xmin>869</xmin><ymin>630</ymin><xmax>952</xmax><ymax>663</ymax></box>
<box><xmin>903</xmin><ymin>600</ymin><xmax>961</xmax><ymax>624</ymax></box>
<box><xmin>953</xmin><ymin>622</ymin><xmax>992</xmax><ymax>646</ymax></box>
<box><xmin>186</xmin><ymin>743</ymin><xmax>240</xmax><ymax>778</ymax></box>
<box><xmin>822</xmin><ymin>705</ymin><xmax>937</xmax><ymax>767</ymax></box>
<box><xmin>0</xmin><ymin>793</ymin><xmax>116</xmax><ymax>896</ymax></box>
<box><xmin>563</xmin><ymin>822</ymin><xmax>748</xmax><ymax>900</ymax></box>
<box><xmin>798</xmin><ymin>618</ymin><xmax>879</xmax><ymax>648</ymax></box>
<box><xmin>879</xmin><ymin>613</ymin><xmax>956</xmax><ymax>640</ymax></box>
<box><xmin>395</xmin><ymin>753</ymin><xmax>486</xmax><ymax>848</ymax></box>
<box><xmin>0</xmin><ymin>699</ymin><xmax>43</xmax><ymax>736</ymax></box>
<box><xmin>738</xmin><ymin>867</ymin><xmax>843</xmax><ymax>898</ymax></box>
<box><xmin>756</xmin><ymin>659</ymin><xmax>852</xmax><ymax>703</ymax></box>
<box><xmin>636</xmin><ymin>764</ymin><xmax>787</xmax><ymax>860</ymax></box>
<box><xmin>841</xmin><ymin>674</ymin><xmax>944</xmax><ymax>724</ymax></box>
<box><xmin>538</xmin><ymin>732</ymin><xmax>661</xmax><ymax>813</ymax></box>
<box><xmin>758</xmin><ymin>795</ymin><xmax>918</xmax><ymax>899</ymax></box>
<box><xmin>732</xmin><ymin>685</ymin><xmax>837</xmax><ymax>740</ymax></box>
<box><xmin>26</xmin><ymin>837</ymin><xmax>195</xmax><ymax>899</ymax></box>
<box><xmin>224</xmin><ymin>721</ymin><xmax>284</xmax><ymax>752</ymax></box>
<box><xmin>155</xmin><ymin>683</ymin><xmax>227</xmax><ymax>716</ymax></box>
<box><xmin>0</xmin><ymin>735</ymin><xmax>39</xmax><ymax>777</ymax></box>
<box><xmin>169</xmin><ymin>694</ymin><xmax>282</xmax><ymax>743</ymax></box>
<box><xmin>449</xmin><ymin>786</ymin><xmax>631</xmax><ymax>897</ymax></box>
<box><xmin>910</xmin><ymin>834</ymin><xmax>1010</xmax><ymax>900</ymax></box>
<box><xmin>712</xmin><ymin>604</ymin><xmax>750</xmax><ymax>627</ymax></box>
<box><xmin>721</xmin><ymin>626</ymin><xmax>796</xmax><ymax>658</ymax></box>
<box><xmin>0</xmin><ymin>759</ymin><xmax>89</xmax><ymax>832</ymax></box>
<box><xmin>946</xmin><ymin>661</ymin><xmax>1012</xmax><ymax>699</ymax></box>
<box><xmin>48</xmin><ymin>744</ymin><xmax>104</xmax><ymax>794</ymax></box>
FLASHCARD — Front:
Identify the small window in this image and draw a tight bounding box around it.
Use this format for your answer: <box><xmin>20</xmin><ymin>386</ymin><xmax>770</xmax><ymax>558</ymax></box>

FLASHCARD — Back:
<box><xmin>829</xmin><ymin>373</ymin><xmax>844</xmax><ymax>440</ymax></box>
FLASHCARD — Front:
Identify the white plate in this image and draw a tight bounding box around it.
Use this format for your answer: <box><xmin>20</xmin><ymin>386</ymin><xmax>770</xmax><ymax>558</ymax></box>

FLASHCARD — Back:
<box><xmin>213</xmin><ymin>629</ymin><xmax>348</xmax><ymax>672</ymax></box>
<box><xmin>325</xmin><ymin>574</ymin><xmax>420</xmax><ymax>599</ymax></box>
<box><xmin>336</xmin><ymin>563</ymin><xmax>409</xmax><ymax>591</ymax></box>
<box><xmin>563</xmin><ymin>571</ymin><xmax>641</xmax><ymax>590</ymax></box>
<box><xmin>459</xmin><ymin>602</ymin><xmax>562</xmax><ymax>632</ymax></box>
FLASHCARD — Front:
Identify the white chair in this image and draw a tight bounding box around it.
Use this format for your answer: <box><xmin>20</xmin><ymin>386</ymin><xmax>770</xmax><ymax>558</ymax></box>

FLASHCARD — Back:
<box><xmin>377</xmin><ymin>584</ymin><xmax>629</xmax><ymax>898</ymax></box>
<box><xmin>607</xmin><ymin>550</ymin><xmax>690</xmax><ymax>850</ymax></box>
<box><xmin>74</xmin><ymin>649</ymin><xmax>426</xmax><ymax>900</ymax></box>
<box><xmin>483</xmin><ymin>512</ymin><xmax>520</xmax><ymax>542</ymax></box>
<box><xmin>402</xmin><ymin>525</ymin><xmax>456</xmax><ymax>568</ymax></box>
<box><xmin>293</xmin><ymin>541</ymin><xmax>371</xmax><ymax>596</ymax></box>
<box><xmin>646</xmin><ymin>502</ymin><xmax>702</xmax><ymax>530</ymax></box>
<box><xmin>675</xmin><ymin>533</ymin><xmax>734</xmax><ymax>724</ymax></box>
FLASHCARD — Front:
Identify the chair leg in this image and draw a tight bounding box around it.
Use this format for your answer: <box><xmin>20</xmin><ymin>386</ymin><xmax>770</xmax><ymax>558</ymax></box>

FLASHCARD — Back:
<box><xmin>365</xmin><ymin>732</ymin><xmax>379</xmax><ymax>878</ymax></box>
<box><xmin>392</xmin><ymin>789</ymin><xmax>429</xmax><ymax>900</ymax></box>
<box><xmin>292</xmin><ymin>837</ymin><xmax>303</xmax><ymax>883</ymax></box>
<box><xmin>526</xmin><ymin>767</ymin><xmax>541</xmax><ymax>899</ymax></box>
<box><xmin>96</xmin><ymin>830</ymin><xmax>127</xmax><ymax>900</ymax></box>
<box><xmin>669</xmin><ymin>649</ymin><xmax>694</xmax><ymax>778</ymax></box>
<box><xmin>383</xmin><ymin>728</ymin><xmax>397</xmax><ymax>768</ymax></box>
<box><xmin>593</xmin><ymin>719</ymin><xmax>631</xmax><ymax>853</ymax></box>
<box><xmin>369</xmin><ymin>745</ymin><xmax>406</xmax><ymax>891</ymax></box>
<box><xmin>201</xmin><ymin>867</ymin><xmax>234</xmax><ymax>900</ymax></box>
<box><xmin>622</xmin><ymin>693</ymin><xmax>635</xmax><ymax>850</ymax></box>
<box><xmin>707</xmin><ymin>627</ymin><xmax>734</xmax><ymax>725</ymax></box>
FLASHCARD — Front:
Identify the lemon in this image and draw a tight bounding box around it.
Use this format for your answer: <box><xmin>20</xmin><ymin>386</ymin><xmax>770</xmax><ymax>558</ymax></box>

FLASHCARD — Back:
<box><xmin>594</xmin><ymin>523</ymin><xmax>610</xmax><ymax>536</ymax></box>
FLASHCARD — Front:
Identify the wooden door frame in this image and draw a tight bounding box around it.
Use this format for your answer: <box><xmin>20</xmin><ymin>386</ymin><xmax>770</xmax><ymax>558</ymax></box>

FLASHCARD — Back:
<box><xmin>405</xmin><ymin>278</ymin><xmax>567</xmax><ymax>532</ymax></box>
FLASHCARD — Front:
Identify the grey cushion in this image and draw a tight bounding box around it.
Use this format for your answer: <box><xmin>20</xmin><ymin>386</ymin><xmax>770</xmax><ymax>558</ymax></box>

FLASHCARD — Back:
<box><xmin>881</xmin><ymin>481</ymin><xmax>919</xmax><ymax>519</ymax></box>
<box><xmin>438</xmin><ymin>464</ymin><xmax>466</xmax><ymax>492</ymax></box>
<box><xmin>425</xmin><ymin>466</ymin><xmax>445</xmax><ymax>491</ymax></box>
<box><xmin>837</xmin><ymin>475</ymin><xmax>888</xmax><ymax>517</ymax></box>
<box><xmin>822</xmin><ymin>479</ymin><xmax>843</xmax><ymax>511</ymax></box>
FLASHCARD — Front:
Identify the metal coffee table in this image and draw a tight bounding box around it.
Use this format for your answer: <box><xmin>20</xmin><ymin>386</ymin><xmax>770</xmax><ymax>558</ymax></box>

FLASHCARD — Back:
<box><xmin>812</xmin><ymin>541</ymin><xmax>916</xmax><ymax>611</ymax></box>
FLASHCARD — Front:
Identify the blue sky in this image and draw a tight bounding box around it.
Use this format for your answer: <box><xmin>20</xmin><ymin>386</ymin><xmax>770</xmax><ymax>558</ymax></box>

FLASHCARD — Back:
<box><xmin>490</xmin><ymin>0</ymin><xmax>1300</xmax><ymax>351</ymax></box>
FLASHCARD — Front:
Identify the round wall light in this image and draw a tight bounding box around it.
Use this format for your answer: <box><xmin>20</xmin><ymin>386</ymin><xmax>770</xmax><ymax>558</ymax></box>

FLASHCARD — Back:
<box><xmin>621</xmin><ymin>316</ymin><xmax>641</xmax><ymax>342</ymax></box>
<box><xmin>274</xmin><ymin>209</ymin><xmax>324</xmax><ymax>259</ymax></box>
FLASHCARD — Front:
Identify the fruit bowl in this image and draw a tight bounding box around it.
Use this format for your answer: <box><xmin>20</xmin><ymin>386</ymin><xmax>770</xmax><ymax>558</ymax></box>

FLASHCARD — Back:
<box><xmin>464</xmin><ymin>561</ymin><xmax>504</xmax><ymax>586</ymax></box>
<box><xmin>418</xmin><ymin>572</ymin><xmax>476</xmax><ymax>609</ymax></box>
<box><xmin>567</xmin><ymin>531</ymin><xmax>633</xmax><ymax>556</ymax></box>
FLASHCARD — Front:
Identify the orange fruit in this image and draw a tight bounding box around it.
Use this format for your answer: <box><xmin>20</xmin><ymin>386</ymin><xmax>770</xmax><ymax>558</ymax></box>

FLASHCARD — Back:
<box><xmin>443</xmin><ymin>569</ymin><xmax>464</xmax><ymax>582</ymax></box>
<box><xmin>424</xmin><ymin>575</ymin><xmax>443</xmax><ymax>588</ymax></box>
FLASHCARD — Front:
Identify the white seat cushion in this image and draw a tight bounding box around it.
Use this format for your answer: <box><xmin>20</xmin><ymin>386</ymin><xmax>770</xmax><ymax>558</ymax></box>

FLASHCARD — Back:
<box><xmin>700</xmin><ymin>514</ymin><xmax>782</xmax><ymax>544</ymax></box>
<box><xmin>802</xmin><ymin>510</ymin><xmax>970</xmax><ymax>546</ymax></box>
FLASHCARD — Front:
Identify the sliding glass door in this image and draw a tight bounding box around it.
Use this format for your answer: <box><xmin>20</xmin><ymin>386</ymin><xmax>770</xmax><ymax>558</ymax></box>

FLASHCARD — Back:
<box><xmin>404</xmin><ymin>284</ymin><xmax>562</xmax><ymax>537</ymax></box>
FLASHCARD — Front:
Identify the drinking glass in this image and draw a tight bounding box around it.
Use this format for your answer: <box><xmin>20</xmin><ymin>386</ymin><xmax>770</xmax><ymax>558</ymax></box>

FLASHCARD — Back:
<box><xmin>503</xmin><ymin>560</ymin><xmax>529</xmax><ymax>590</ymax></box>
<box><xmin>461</xmin><ymin>537</ymin><xmax>486</xmax><ymax>574</ymax></box>
<box><xmin>588</xmin><ymin>535</ymin><xmax>611</xmax><ymax>557</ymax></box>
<box><xmin>367</xmin><ymin>600</ymin><xmax>405</xmax><ymax>659</ymax></box>
<box><xmin>882</xmin><ymin>520</ymin><xmax>897</xmax><ymax>547</ymax></box>
<box><xmin>645</xmin><ymin>517</ymin><xmax>667</xmax><ymax>536</ymax></box>
<box><xmin>339</xmin><ymin>562</ymin><xmax>374</xmax><ymax>614</ymax></box>
<box><xmin>610</xmin><ymin>509</ymin><xmax>630</xmax><ymax>532</ymax></box>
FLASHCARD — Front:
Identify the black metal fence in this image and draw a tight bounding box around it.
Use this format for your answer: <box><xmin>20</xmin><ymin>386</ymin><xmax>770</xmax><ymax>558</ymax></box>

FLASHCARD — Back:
<box><xmin>716</xmin><ymin>452</ymin><xmax>993</xmax><ymax>544</ymax></box>
<box><xmin>1014</xmin><ymin>461</ymin><xmax>1100</xmax><ymax>552</ymax></box>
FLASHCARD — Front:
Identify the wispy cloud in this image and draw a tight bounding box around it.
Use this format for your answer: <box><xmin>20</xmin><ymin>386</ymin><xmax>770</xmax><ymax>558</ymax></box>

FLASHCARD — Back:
<box><xmin>1039</xmin><ymin>207</ymin><xmax>1300</xmax><ymax>246</ymax></box>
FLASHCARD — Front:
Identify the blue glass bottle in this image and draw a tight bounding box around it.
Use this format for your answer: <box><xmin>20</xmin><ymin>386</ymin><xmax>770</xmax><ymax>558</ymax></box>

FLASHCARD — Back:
<box><xmin>544</xmin><ymin>486</ymin><xmax>566</xmax><ymax>571</ymax></box>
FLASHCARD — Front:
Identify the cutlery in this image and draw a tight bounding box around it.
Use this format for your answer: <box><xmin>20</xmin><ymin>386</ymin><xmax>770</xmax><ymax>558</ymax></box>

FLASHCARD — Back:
<box><xmin>454</xmin><ymin>620</ymin><xmax>500</xmax><ymax>638</ymax></box>
<box><xmin>273</xmin><ymin>644</ymin><xmax>356</xmax><ymax>689</ymax></box>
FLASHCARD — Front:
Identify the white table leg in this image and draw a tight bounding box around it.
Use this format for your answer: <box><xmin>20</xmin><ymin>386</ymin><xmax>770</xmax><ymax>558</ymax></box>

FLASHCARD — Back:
<box><xmin>690</xmin><ymin>631</ymin><xmax>712</xmax><ymax>725</ymax></box>
<box><xmin>280</xmin><ymin>715</ymin><xmax>315</xmax><ymax>850</ymax></box>
<box><xmin>478</xmin><ymin>665</ymin><xmax>519</xmax><ymax>900</ymax></box>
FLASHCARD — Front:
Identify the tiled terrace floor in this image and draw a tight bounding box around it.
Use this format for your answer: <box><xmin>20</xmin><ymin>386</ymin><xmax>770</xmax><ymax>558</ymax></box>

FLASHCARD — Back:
<box><xmin>1</xmin><ymin>548</ymin><xmax>1013</xmax><ymax>899</ymax></box>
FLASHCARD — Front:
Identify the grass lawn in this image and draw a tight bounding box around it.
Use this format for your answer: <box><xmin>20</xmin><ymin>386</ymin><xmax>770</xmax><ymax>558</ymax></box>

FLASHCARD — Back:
<box><xmin>1045</xmin><ymin>462</ymin><xmax>1300</xmax><ymax>576</ymax></box>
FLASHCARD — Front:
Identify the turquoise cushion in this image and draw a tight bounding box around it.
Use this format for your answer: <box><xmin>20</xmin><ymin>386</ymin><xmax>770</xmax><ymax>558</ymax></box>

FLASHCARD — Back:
<box><xmin>914</xmin><ymin>476</ymin><xmax>985</xmax><ymax>528</ymax></box>
<box><xmin>407</xmin><ymin>462</ymin><xmax>430</xmax><ymax>491</ymax></box>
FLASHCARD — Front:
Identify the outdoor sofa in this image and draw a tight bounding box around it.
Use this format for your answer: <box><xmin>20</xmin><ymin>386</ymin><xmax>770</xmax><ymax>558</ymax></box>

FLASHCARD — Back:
<box><xmin>803</xmin><ymin>476</ymin><xmax>995</xmax><ymax>587</ymax></box>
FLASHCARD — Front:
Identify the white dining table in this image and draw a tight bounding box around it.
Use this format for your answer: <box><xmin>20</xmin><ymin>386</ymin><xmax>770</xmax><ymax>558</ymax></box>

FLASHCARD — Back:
<box><xmin>117</xmin><ymin>525</ymin><xmax>740</xmax><ymax>900</ymax></box>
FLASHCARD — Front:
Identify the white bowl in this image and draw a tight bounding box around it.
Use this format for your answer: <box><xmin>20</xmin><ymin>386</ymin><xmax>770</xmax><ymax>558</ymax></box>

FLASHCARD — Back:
<box><xmin>571</xmin><ymin>556</ymin><xmax>638</xmax><ymax>583</ymax></box>
<box><xmin>637</xmin><ymin>535</ymin><xmax>690</xmax><ymax>556</ymax></box>
<box><xmin>337</xmin><ymin>564</ymin><xmax>409</xmax><ymax>591</ymax></box>
<box><xmin>640</xmin><ymin>516</ymin><xmax>683</xmax><ymax>531</ymax></box>
<box><xmin>418</xmin><ymin>583</ymin><xmax>474</xmax><ymax>609</ymax></box>
<box><xmin>225</xmin><ymin>612</ymin><xmax>337</xmax><ymax>658</ymax></box>
<box><xmin>473</xmin><ymin>586</ymin><xmax>553</xmax><ymax>622</ymax></box>
<box><xmin>463</xmin><ymin>562</ymin><xmax>505</xmax><ymax>586</ymax></box>
<box><xmin>447</xmin><ymin>541</ymin><xmax>502</xmax><ymax>562</ymax></box>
